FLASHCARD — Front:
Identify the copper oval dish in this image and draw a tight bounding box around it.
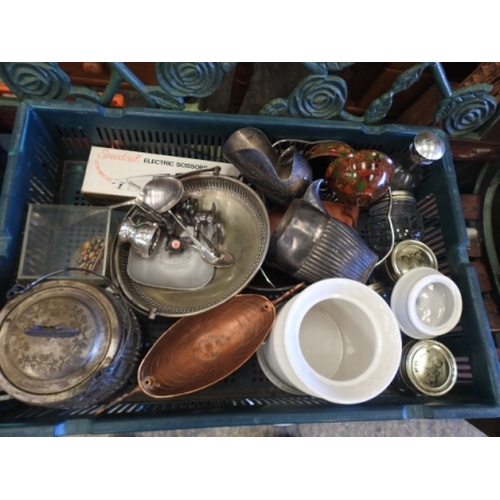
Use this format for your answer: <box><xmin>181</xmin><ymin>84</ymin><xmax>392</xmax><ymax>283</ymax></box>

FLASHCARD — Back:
<box><xmin>138</xmin><ymin>294</ymin><xmax>276</xmax><ymax>398</ymax></box>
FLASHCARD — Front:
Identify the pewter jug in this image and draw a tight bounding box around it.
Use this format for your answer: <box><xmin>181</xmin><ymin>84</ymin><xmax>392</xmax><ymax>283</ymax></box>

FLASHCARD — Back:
<box><xmin>267</xmin><ymin>180</ymin><xmax>378</xmax><ymax>284</ymax></box>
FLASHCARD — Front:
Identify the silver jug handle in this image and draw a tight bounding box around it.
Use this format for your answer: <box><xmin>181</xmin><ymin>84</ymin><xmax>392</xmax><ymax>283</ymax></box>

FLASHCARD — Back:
<box><xmin>302</xmin><ymin>179</ymin><xmax>328</xmax><ymax>214</ymax></box>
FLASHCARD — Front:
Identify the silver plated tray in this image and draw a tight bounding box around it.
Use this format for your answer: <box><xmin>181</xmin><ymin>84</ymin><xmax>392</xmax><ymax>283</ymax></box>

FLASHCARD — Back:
<box><xmin>112</xmin><ymin>174</ymin><xmax>270</xmax><ymax>318</ymax></box>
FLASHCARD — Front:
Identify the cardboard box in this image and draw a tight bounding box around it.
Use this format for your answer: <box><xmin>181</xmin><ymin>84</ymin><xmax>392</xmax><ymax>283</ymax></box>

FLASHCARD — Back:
<box><xmin>81</xmin><ymin>146</ymin><xmax>240</xmax><ymax>204</ymax></box>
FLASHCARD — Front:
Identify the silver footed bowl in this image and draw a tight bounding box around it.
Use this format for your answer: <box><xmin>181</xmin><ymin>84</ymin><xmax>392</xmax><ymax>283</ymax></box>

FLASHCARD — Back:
<box><xmin>112</xmin><ymin>174</ymin><xmax>270</xmax><ymax>318</ymax></box>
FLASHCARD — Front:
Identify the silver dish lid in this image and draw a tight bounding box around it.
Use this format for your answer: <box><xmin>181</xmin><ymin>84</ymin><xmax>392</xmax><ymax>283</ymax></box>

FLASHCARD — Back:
<box><xmin>0</xmin><ymin>280</ymin><xmax>122</xmax><ymax>401</ymax></box>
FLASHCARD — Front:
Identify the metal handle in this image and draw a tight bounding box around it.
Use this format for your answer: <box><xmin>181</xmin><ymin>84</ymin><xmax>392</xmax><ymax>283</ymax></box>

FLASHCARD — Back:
<box><xmin>23</xmin><ymin>325</ymin><xmax>79</xmax><ymax>338</ymax></box>
<box><xmin>6</xmin><ymin>267</ymin><xmax>119</xmax><ymax>299</ymax></box>
<box><xmin>104</xmin><ymin>199</ymin><xmax>135</xmax><ymax>210</ymax></box>
<box><xmin>175</xmin><ymin>166</ymin><xmax>221</xmax><ymax>180</ymax></box>
<box><xmin>373</xmin><ymin>188</ymin><xmax>395</xmax><ymax>268</ymax></box>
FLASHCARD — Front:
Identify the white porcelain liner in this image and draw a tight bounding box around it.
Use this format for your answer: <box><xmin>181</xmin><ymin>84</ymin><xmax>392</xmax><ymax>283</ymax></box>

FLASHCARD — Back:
<box><xmin>257</xmin><ymin>278</ymin><xmax>402</xmax><ymax>405</ymax></box>
<box><xmin>390</xmin><ymin>267</ymin><xmax>463</xmax><ymax>339</ymax></box>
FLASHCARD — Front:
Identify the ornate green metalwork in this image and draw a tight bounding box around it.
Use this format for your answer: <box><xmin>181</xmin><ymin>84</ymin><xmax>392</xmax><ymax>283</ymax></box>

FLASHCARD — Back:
<box><xmin>287</xmin><ymin>74</ymin><xmax>348</xmax><ymax>119</ymax></box>
<box><xmin>301</xmin><ymin>62</ymin><xmax>355</xmax><ymax>74</ymax></box>
<box><xmin>260</xmin><ymin>98</ymin><xmax>289</xmax><ymax>116</ymax></box>
<box><xmin>0</xmin><ymin>62</ymin><xmax>236</xmax><ymax>111</ymax></box>
<box><xmin>156</xmin><ymin>62</ymin><xmax>236</xmax><ymax>98</ymax></box>
<box><xmin>362</xmin><ymin>63</ymin><xmax>429</xmax><ymax>124</ymax></box>
<box><xmin>434</xmin><ymin>85</ymin><xmax>497</xmax><ymax>136</ymax></box>
<box><xmin>0</xmin><ymin>62</ymin><xmax>497</xmax><ymax>137</ymax></box>
<box><xmin>0</xmin><ymin>62</ymin><xmax>72</xmax><ymax>100</ymax></box>
<box><xmin>259</xmin><ymin>62</ymin><xmax>498</xmax><ymax>137</ymax></box>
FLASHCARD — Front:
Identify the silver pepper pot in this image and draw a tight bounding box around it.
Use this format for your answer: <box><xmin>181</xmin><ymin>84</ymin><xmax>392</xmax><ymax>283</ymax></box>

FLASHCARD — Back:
<box><xmin>390</xmin><ymin>131</ymin><xmax>446</xmax><ymax>191</ymax></box>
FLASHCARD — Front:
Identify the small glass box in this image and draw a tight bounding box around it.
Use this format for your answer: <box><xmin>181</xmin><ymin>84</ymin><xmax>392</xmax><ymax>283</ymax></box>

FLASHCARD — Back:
<box><xmin>18</xmin><ymin>204</ymin><xmax>120</xmax><ymax>284</ymax></box>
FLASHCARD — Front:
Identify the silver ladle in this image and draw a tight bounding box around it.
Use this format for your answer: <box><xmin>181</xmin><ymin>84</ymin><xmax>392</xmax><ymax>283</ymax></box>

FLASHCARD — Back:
<box><xmin>114</xmin><ymin>176</ymin><xmax>234</xmax><ymax>268</ymax></box>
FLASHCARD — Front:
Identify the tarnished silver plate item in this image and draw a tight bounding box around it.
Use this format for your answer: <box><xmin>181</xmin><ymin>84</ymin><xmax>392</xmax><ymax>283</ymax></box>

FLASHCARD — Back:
<box><xmin>112</xmin><ymin>174</ymin><xmax>270</xmax><ymax>318</ymax></box>
<box><xmin>0</xmin><ymin>279</ymin><xmax>141</xmax><ymax>408</ymax></box>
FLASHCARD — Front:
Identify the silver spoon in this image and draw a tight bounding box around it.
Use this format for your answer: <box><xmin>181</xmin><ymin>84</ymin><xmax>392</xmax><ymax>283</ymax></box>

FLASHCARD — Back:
<box><xmin>106</xmin><ymin>176</ymin><xmax>184</xmax><ymax>215</ymax></box>
<box><xmin>136</xmin><ymin>177</ymin><xmax>234</xmax><ymax>268</ymax></box>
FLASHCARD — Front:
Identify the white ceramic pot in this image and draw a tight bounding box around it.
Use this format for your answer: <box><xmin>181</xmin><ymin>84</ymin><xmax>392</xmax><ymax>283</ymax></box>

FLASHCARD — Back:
<box><xmin>257</xmin><ymin>278</ymin><xmax>402</xmax><ymax>404</ymax></box>
<box><xmin>390</xmin><ymin>267</ymin><xmax>462</xmax><ymax>339</ymax></box>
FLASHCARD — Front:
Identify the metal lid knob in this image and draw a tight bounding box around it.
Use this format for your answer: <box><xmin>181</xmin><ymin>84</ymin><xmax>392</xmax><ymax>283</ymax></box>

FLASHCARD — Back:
<box><xmin>411</xmin><ymin>131</ymin><xmax>446</xmax><ymax>164</ymax></box>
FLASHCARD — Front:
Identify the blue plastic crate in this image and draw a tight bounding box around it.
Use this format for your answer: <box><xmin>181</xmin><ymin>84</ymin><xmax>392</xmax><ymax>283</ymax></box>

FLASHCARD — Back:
<box><xmin>0</xmin><ymin>100</ymin><xmax>499</xmax><ymax>436</ymax></box>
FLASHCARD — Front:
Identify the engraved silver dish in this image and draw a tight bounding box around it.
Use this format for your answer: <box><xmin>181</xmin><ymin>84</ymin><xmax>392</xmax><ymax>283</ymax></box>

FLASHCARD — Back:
<box><xmin>0</xmin><ymin>278</ymin><xmax>141</xmax><ymax>409</ymax></box>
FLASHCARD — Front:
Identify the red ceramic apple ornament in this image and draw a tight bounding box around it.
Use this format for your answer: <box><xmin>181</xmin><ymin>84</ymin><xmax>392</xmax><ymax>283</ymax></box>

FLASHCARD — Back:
<box><xmin>325</xmin><ymin>150</ymin><xmax>395</xmax><ymax>207</ymax></box>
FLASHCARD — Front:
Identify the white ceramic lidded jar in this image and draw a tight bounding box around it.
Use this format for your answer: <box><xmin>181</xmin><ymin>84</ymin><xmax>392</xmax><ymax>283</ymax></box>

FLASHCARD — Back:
<box><xmin>390</xmin><ymin>267</ymin><xmax>463</xmax><ymax>339</ymax></box>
